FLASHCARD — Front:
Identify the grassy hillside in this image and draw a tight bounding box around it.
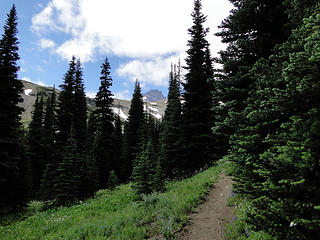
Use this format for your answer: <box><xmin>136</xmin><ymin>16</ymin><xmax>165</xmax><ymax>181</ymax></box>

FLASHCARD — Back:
<box><xmin>0</xmin><ymin>163</ymin><xmax>224</xmax><ymax>240</ymax></box>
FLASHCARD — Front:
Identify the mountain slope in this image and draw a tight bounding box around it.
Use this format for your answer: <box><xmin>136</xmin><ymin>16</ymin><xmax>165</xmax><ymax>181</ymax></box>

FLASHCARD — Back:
<box><xmin>19</xmin><ymin>80</ymin><xmax>166</xmax><ymax>125</ymax></box>
<box><xmin>143</xmin><ymin>90</ymin><xmax>166</xmax><ymax>102</ymax></box>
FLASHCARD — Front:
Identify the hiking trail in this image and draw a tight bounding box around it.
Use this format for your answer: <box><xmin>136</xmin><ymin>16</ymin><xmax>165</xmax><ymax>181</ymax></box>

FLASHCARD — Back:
<box><xmin>176</xmin><ymin>173</ymin><xmax>234</xmax><ymax>240</ymax></box>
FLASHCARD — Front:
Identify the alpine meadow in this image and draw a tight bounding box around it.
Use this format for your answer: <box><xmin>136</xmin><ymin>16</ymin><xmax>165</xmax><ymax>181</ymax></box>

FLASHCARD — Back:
<box><xmin>0</xmin><ymin>0</ymin><xmax>320</xmax><ymax>239</ymax></box>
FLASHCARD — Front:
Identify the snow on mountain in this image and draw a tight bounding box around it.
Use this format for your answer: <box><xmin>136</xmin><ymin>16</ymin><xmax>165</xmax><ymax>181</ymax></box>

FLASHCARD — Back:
<box><xmin>147</xmin><ymin>106</ymin><xmax>159</xmax><ymax>113</ymax></box>
<box><xmin>151</xmin><ymin>112</ymin><xmax>162</xmax><ymax>119</ymax></box>
<box><xmin>24</xmin><ymin>89</ymin><xmax>32</xmax><ymax>95</ymax></box>
<box><xmin>111</xmin><ymin>107</ymin><xmax>128</xmax><ymax>121</ymax></box>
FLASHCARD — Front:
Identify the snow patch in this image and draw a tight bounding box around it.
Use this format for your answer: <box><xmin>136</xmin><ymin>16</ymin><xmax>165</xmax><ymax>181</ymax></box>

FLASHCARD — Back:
<box><xmin>24</xmin><ymin>89</ymin><xmax>32</xmax><ymax>96</ymax></box>
<box><xmin>147</xmin><ymin>106</ymin><xmax>159</xmax><ymax>113</ymax></box>
<box><xmin>151</xmin><ymin>112</ymin><xmax>162</xmax><ymax>119</ymax></box>
<box><xmin>150</xmin><ymin>102</ymin><xmax>157</xmax><ymax>106</ymax></box>
<box><xmin>112</xmin><ymin>107</ymin><xmax>128</xmax><ymax>121</ymax></box>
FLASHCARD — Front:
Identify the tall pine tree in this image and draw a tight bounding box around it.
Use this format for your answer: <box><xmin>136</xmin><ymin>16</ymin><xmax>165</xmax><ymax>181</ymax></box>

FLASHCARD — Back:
<box><xmin>40</xmin><ymin>88</ymin><xmax>58</xmax><ymax>200</ymax></box>
<box><xmin>159</xmin><ymin>64</ymin><xmax>184</xmax><ymax>179</ymax></box>
<box><xmin>56</xmin><ymin>56</ymin><xmax>76</xmax><ymax>148</ymax></box>
<box><xmin>0</xmin><ymin>5</ymin><xmax>29</xmax><ymax>213</ymax></box>
<box><xmin>121</xmin><ymin>80</ymin><xmax>144</xmax><ymax>182</ymax></box>
<box><xmin>213</xmin><ymin>0</ymin><xmax>290</xmax><ymax>155</ymax></box>
<box><xmin>95</xmin><ymin>57</ymin><xmax>115</xmax><ymax>188</ymax></box>
<box><xmin>28</xmin><ymin>94</ymin><xmax>45</xmax><ymax>195</ymax></box>
<box><xmin>73</xmin><ymin>59</ymin><xmax>88</xmax><ymax>150</ymax></box>
<box><xmin>182</xmin><ymin>0</ymin><xmax>214</xmax><ymax>173</ymax></box>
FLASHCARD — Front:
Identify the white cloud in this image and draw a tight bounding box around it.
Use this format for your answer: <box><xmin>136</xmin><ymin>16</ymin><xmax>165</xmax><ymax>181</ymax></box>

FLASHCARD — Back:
<box><xmin>22</xmin><ymin>77</ymin><xmax>46</xmax><ymax>87</ymax></box>
<box><xmin>117</xmin><ymin>54</ymin><xmax>183</xmax><ymax>87</ymax></box>
<box><xmin>114</xmin><ymin>89</ymin><xmax>131</xmax><ymax>101</ymax></box>
<box><xmin>22</xmin><ymin>76</ymin><xmax>31</xmax><ymax>82</ymax></box>
<box><xmin>31</xmin><ymin>0</ymin><xmax>233</xmax><ymax>84</ymax></box>
<box><xmin>86</xmin><ymin>91</ymin><xmax>96</xmax><ymax>99</ymax></box>
<box><xmin>39</xmin><ymin>38</ymin><xmax>56</xmax><ymax>49</ymax></box>
<box><xmin>32</xmin><ymin>0</ymin><xmax>232</xmax><ymax>59</ymax></box>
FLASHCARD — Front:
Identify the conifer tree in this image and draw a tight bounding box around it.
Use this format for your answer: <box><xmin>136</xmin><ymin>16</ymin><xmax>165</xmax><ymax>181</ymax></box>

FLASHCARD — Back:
<box><xmin>73</xmin><ymin>59</ymin><xmax>87</xmax><ymax>150</ymax></box>
<box><xmin>0</xmin><ymin>5</ymin><xmax>29</xmax><ymax>212</ymax></box>
<box><xmin>132</xmin><ymin>139</ymin><xmax>161</xmax><ymax>195</ymax></box>
<box><xmin>213</xmin><ymin>0</ymin><xmax>290</xmax><ymax>154</ymax></box>
<box><xmin>159</xmin><ymin>64</ymin><xmax>184</xmax><ymax>179</ymax></box>
<box><xmin>182</xmin><ymin>0</ymin><xmax>214</xmax><ymax>173</ymax></box>
<box><xmin>113</xmin><ymin>113</ymin><xmax>123</xmax><ymax>178</ymax></box>
<box><xmin>95</xmin><ymin>57</ymin><xmax>115</xmax><ymax>188</ymax></box>
<box><xmin>87</xmin><ymin>110</ymin><xmax>98</xmax><ymax>154</ymax></box>
<box><xmin>28</xmin><ymin>94</ymin><xmax>45</xmax><ymax>194</ymax></box>
<box><xmin>40</xmin><ymin>88</ymin><xmax>58</xmax><ymax>200</ymax></box>
<box><xmin>121</xmin><ymin>80</ymin><xmax>144</xmax><ymax>182</ymax></box>
<box><xmin>54</xmin><ymin>133</ymin><xmax>82</xmax><ymax>205</ymax></box>
<box><xmin>222</xmin><ymin>1</ymin><xmax>320</xmax><ymax>239</ymax></box>
<box><xmin>56</xmin><ymin>56</ymin><xmax>76</xmax><ymax>147</ymax></box>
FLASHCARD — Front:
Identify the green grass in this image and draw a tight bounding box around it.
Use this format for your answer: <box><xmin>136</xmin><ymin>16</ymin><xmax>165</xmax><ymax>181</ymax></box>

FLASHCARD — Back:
<box><xmin>225</xmin><ymin>194</ymin><xmax>275</xmax><ymax>240</ymax></box>
<box><xmin>0</xmin><ymin>164</ymin><xmax>224</xmax><ymax>240</ymax></box>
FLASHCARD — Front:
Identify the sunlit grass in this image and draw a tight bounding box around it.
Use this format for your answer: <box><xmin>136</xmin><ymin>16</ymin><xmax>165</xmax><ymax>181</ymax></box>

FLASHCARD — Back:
<box><xmin>0</xmin><ymin>163</ymin><xmax>224</xmax><ymax>240</ymax></box>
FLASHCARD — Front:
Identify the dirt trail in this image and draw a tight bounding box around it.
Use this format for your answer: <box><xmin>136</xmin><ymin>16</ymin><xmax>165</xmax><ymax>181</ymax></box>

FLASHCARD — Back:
<box><xmin>177</xmin><ymin>173</ymin><xmax>234</xmax><ymax>240</ymax></box>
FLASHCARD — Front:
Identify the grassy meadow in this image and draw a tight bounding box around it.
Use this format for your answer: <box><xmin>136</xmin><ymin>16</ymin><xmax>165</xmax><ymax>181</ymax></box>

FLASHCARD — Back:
<box><xmin>0</xmin><ymin>163</ymin><xmax>224</xmax><ymax>240</ymax></box>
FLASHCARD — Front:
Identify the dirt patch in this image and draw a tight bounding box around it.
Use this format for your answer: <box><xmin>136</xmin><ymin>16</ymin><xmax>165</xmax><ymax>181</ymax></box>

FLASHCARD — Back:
<box><xmin>176</xmin><ymin>173</ymin><xmax>234</xmax><ymax>240</ymax></box>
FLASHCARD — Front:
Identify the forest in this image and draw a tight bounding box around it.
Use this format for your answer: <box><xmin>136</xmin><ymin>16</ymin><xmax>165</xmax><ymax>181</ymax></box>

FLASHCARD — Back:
<box><xmin>0</xmin><ymin>0</ymin><xmax>319</xmax><ymax>239</ymax></box>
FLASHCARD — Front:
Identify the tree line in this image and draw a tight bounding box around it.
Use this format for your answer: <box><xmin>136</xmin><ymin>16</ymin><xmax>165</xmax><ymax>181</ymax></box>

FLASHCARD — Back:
<box><xmin>1</xmin><ymin>0</ymin><xmax>319</xmax><ymax>238</ymax></box>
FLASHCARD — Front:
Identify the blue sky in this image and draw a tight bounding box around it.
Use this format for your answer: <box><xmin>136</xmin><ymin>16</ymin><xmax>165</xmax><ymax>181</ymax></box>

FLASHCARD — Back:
<box><xmin>1</xmin><ymin>0</ymin><xmax>232</xmax><ymax>99</ymax></box>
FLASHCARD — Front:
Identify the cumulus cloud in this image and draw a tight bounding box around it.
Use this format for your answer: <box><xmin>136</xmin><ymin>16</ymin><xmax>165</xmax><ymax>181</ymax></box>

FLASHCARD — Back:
<box><xmin>22</xmin><ymin>77</ymin><xmax>46</xmax><ymax>86</ymax></box>
<box><xmin>117</xmin><ymin>55</ymin><xmax>184</xmax><ymax>87</ymax></box>
<box><xmin>114</xmin><ymin>89</ymin><xmax>131</xmax><ymax>101</ymax></box>
<box><xmin>31</xmin><ymin>0</ymin><xmax>232</xmax><ymax>85</ymax></box>
<box><xmin>39</xmin><ymin>38</ymin><xmax>56</xmax><ymax>49</ymax></box>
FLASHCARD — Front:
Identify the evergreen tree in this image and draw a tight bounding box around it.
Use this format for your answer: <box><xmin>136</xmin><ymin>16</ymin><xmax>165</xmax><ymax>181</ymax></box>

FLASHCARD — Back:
<box><xmin>54</xmin><ymin>133</ymin><xmax>82</xmax><ymax>205</ymax></box>
<box><xmin>159</xmin><ymin>64</ymin><xmax>184</xmax><ymax>179</ymax></box>
<box><xmin>224</xmin><ymin>1</ymin><xmax>320</xmax><ymax>239</ymax></box>
<box><xmin>121</xmin><ymin>80</ymin><xmax>144</xmax><ymax>182</ymax></box>
<box><xmin>28</xmin><ymin>94</ymin><xmax>45</xmax><ymax>194</ymax></box>
<box><xmin>213</xmin><ymin>0</ymin><xmax>290</xmax><ymax>154</ymax></box>
<box><xmin>56</xmin><ymin>56</ymin><xmax>76</xmax><ymax>147</ymax></box>
<box><xmin>73</xmin><ymin>59</ymin><xmax>87</xmax><ymax>150</ymax></box>
<box><xmin>113</xmin><ymin>113</ymin><xmax>123</xmax><ymax>178</ymax></box>
<box><xmin>40</xmin><ymin>88</ymin><xmax>58</xmax><ymax>200</ymax></box>
<box><xmin>132</xmin><ymin>140</ymin><xmax>161</xmax><ymax>195</ymax></box>
<box><xmin>87</xmin><ymin>110</ymin><xmax>98</xmax><ymax>154</ymax></box>
<box><xmin>0</xmin><ymin>5</ymin><xmax>29</xmax><ymax>212</ymax></box>
<box><xmin>182</xmin><ymin>0</ymin><xmax>214</xmax><ymax>173</ymax></box>
<box><xmin>95</xmin><ymin>57</ymin><xmax>115</xmax><ymax>188</ymax></box>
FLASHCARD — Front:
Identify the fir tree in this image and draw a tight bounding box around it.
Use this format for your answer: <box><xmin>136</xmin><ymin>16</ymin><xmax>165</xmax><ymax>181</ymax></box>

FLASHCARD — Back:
<box><xmin>40</xmin><ymin>88</ymin><xmax>58</xmax><ymax>200</ymax></box>
<box><xmin>0</xmin><ymin>5</ymin><xmax>29</xmax><ymax>212</ymax></box>
<box><xmin>224</xmin><ymin>1</ymin><xmax>320</xmax><ymax>239</ymax></box>
<box><xmin>113</xmin><ymin>113</ymin><xmax>123</xmax><ymax>178</ymax></box>
<box><xmin>213</xmin><ymin>0</ymin><xmax>290</xmax><ymax>154</ymax></box>
<box><xmin>28</xmin><ymin>94</ymin><xmax>45</xmax><ymax>194</ymax></box>
<box><xmin>56</xmin><ymin>56</ymin><xmax>76</xmax><ymax>147</ymax></box>
<box><xmin>95</xmin><ymin>57</ymin><xmax>115</xmax><ymax>188</ymax></box>
<box><xmin>132</xmin><ymin>140</ymin><xmax>161</xmax><ymax>195</ymax></box>
<box><xmin>54</xmin><ymin>133</ymin><xmax>82</xmax><ymax>205</ymax></box>
<box><xmin>121</xmin><ymin>80</ymin><xmax>144</xmax><ymax>182</ymax></box>
<box><xmin>182</xmin><ymin>0</ymin><xmax>214</xmax><ymax>173</ymax></box>
<box><xmin>73</xmin><ymin>59</ymin><xmax>87</xmax><ymax>150</ymax></box>
<box><xmin>87</xmin><ymin>110</ymin><xmax>98</xmax><ymax>154</ymax></box>
<box><xmin>159</xmin><ymin>64</ymin><xmax>184</xmax><ymax>179</ymax></box>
